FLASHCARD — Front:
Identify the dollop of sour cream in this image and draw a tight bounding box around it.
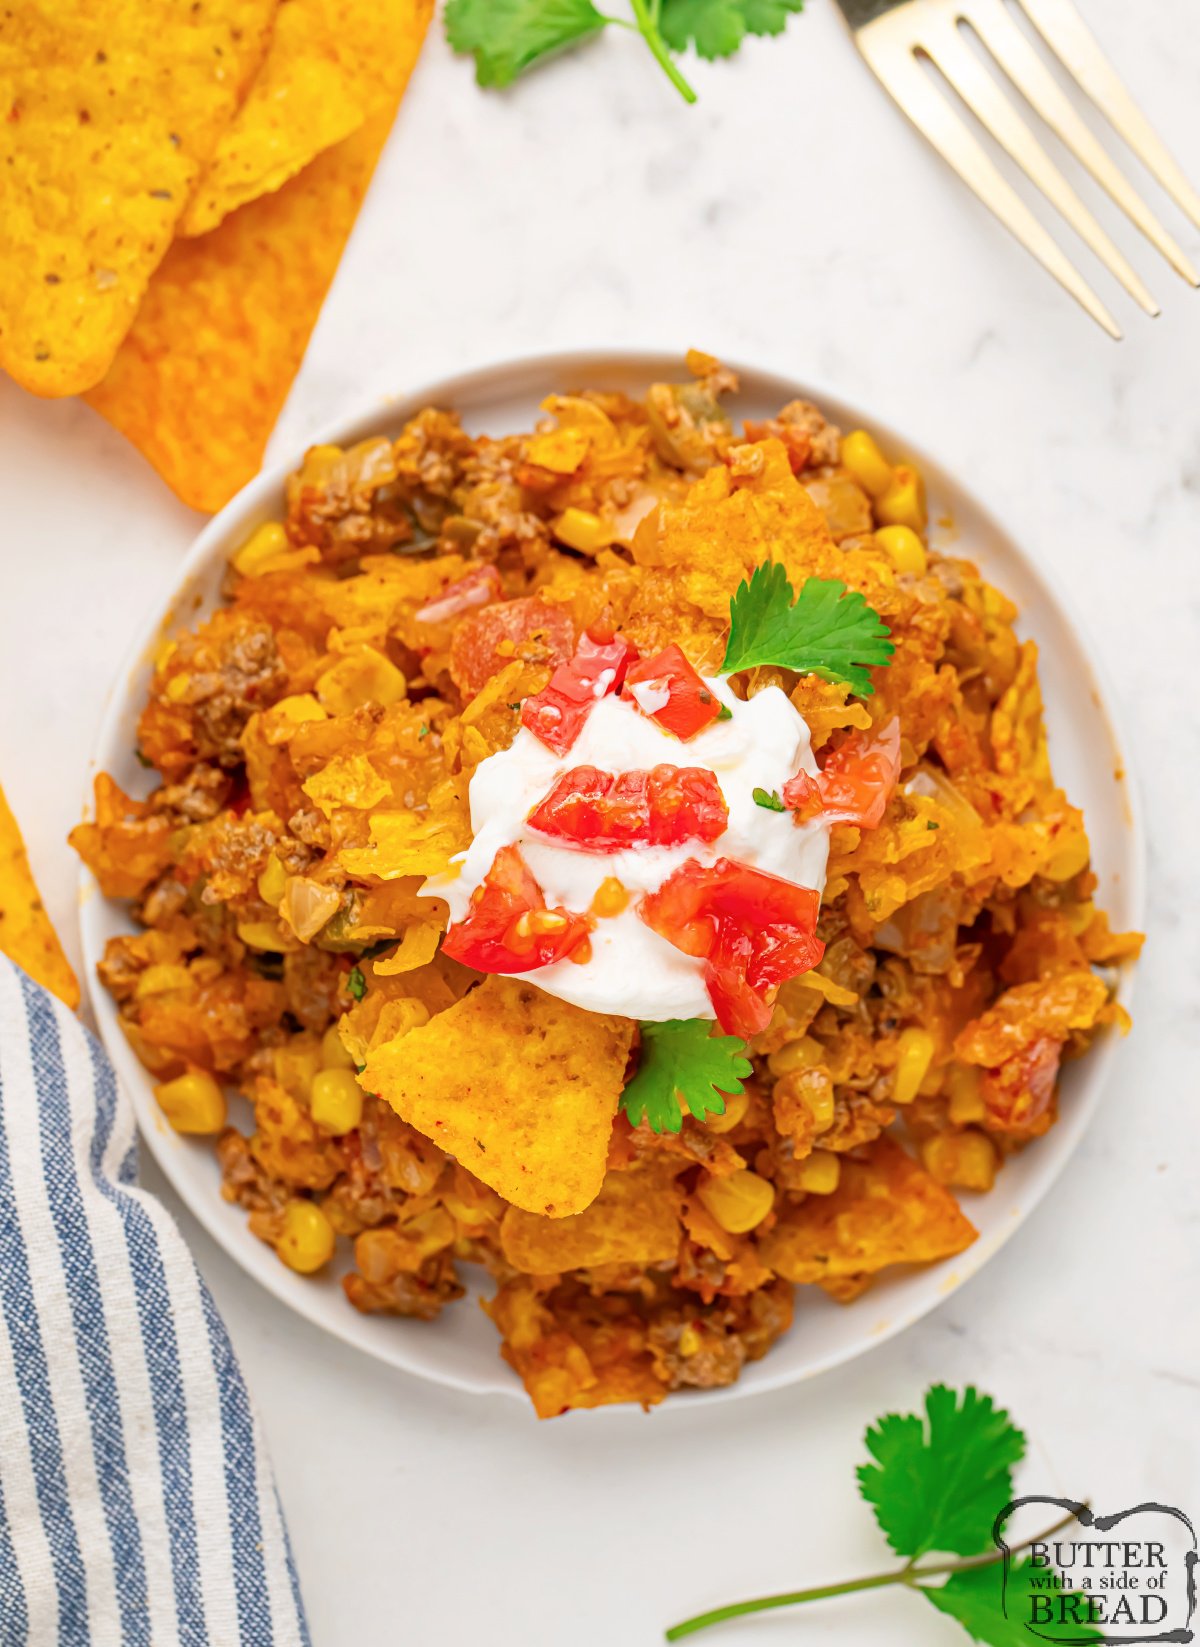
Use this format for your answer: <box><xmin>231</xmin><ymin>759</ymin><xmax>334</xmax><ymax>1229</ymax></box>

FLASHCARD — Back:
<box><xmin>423</xmin><ymin>675</ymin><xmax>830</xmax><ymax>1022</ymax></box>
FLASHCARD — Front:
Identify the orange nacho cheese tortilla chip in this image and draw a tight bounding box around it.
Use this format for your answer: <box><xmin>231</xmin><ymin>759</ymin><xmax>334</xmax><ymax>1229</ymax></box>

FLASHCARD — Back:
<box><xmin>0</xmin><ymin>784</ymin><xmax>79</xmax><ymax>1010</ymax></box>
<box><xmin>363</xmin><ymin>976</ymin><xmax>634</xmax><ymax>1218</ymax></box>
<box><xmin>635</xmin><ymin>439</ymin><xmax>849</xmax><ymax>625</ymax></box>
<box><xmin>500</xmin><ymin>1163</ymin><xmax>684</xmax><ymax>1275</ymax></box>
<box><xmin>85</xmin><ymin>0</ymin><xmax>432</xmax><ymax>514</ymax></box>
<box><xmin>181</xmin><ymin>0</ymin><xmax>422</xmax><ymax>237</ymax></box>
<box><xmin>0</xmin><ymin>0</ymin><xmax>277</xmax><ymax>396</ymax></box>
<box><xmin>758</xmin><ymin>1136</ymin><xmax>976</xmax><ymax>1287</ymax></box>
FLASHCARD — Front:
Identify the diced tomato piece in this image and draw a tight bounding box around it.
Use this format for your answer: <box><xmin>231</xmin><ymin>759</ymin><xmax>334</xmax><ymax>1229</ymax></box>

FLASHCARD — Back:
<box><xmin>640</xmin><ymin>856</ymin><xmax>824</xmax><ymax>1036</ymax></box>
<box><xmin>980</xmin><ymin>1033</ymin><xmax>1062</xmax><ymax>1138</ymax></box>
<box><xmin>743</xmin><ymin>419</ymin><xmax>813</xmax><ymax>474</ymax></box>
<box><xmin>623</xmin><ymin>644</ymin><xmax>722</xmax><ymax>741</ymax></box>
<box><xmin>449</xmin><ymin>597</ymin><xmax>575</xmax><ymax>698</ymax></box>
<box><xmin>416</xmin><ymin>565</ymin><xmax>502</xmax><ymax>625</ymax></box>
<box><xmin>442</xmin><ymin>844</ymin><xmax>591</xmax><ymax>974</ymax></box>
<box><xmin>783</xmin><ymin>719</ymin><xmax>901</xmax><ymax>831</ymax></box>
<box><xmin>520</xmin><ymin>632</ymin><xmax>640</xmax><ymax>755</ymax></box>
<box><xmin>527</xmin><ymin>764</ymin><xmax>728</xmax><ymax>852</ymax></box>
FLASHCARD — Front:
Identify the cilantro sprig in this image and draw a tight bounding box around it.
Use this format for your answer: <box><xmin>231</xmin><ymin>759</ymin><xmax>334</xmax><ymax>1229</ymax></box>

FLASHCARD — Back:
<box><xmin>621</xmin><ymin>1018</ymin><xmax>751</xmax><ymax>1133</ymax></box>
<box><xmin>858</xmin><ymin>1385</ymin><xmax>1027</xmax><ymax>1561</ymax></box>
<box><xmin>445</xmin><ymin>0</ymin><xmax>806</xmax><ymax>104</ymax></box>
<box><xmin>721</xmin><ymin>562</ymin><xmax>894</xmax><ymax>696</ymax></box>
<box><xmin>666</xmin><ymin>1385</ymin><xmax>1099</xmax><ymax>1643</ymax></box>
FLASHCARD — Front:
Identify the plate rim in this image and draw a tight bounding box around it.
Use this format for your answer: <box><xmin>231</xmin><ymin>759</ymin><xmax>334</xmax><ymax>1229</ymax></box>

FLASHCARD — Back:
<box><xmin>79</xmin><ymin>347</ymin><xmax>1147</xmax><ymax>1412</ymax></box>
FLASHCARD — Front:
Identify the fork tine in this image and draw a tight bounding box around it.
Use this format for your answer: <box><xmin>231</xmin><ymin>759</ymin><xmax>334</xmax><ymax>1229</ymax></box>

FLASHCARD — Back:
<box><xmin>855</xmin><ymin>36</ymin><xmax>1121</xmax><ymax>337</ymax></box>
<box><xmin>963</xmin><ymin>0</ymin><xmax>1198</xmax><ymax>286</ymax></box>
<box><xmin>920</xmin><ymin>21</ymin><xmax>1159</xmax><ymax>316</ymax></box>
<box><xmin>1017</xmin><ymin>0</ymin><xmax>1200</xmax><ymax>230</ymax></box>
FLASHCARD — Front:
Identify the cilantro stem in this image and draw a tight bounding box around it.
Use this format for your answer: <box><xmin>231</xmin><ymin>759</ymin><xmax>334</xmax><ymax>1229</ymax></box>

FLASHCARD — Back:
<box><xmin>664</xmin><ymin>1506</ymin><xmax>1086</xmax><ymax>1640</ymax></box>
<box><xmin>627</xmin><ymin>0</ymin><xmax>697</xmax><ymax>103</ymax></box>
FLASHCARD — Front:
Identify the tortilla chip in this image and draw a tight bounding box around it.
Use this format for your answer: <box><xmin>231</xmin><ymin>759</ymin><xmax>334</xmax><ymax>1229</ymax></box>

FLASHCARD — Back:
<box><xmin>636</xmin><ymin>439</ymin><xmax>849</xmax><ymax>621</ymax></box>
<box><xmin>501</xmin><ymin>1163</ymin><xmax>683</xmax><ymax>1275</ymax></box>
<box><xmin>181</xmin><ymin>0</ymin><xmax>421</xmax><ymax>236</ymax></box>
<box><xmin>337</xmin><ymin>807</ymin><xmax>469</xmax><ymax>881</ymax></box>
<box><xmin>757</xmin><ymin>1136</ymin><xmax>976</xmax><ymax>1286</ymax></box>
<box><xmin>301</xmin><ymin>753</ymin><xmax>391</xmax><ymax>816</ymax></box>
<box><xmin>363</xmin><ymin>976</ymin><xmax>634</xmax><ymax>1217</ymax></box>
<box><xmin>372</xmin><ymin>921</ymin><xmax>442</xmax><ymax>975</ymax></box>
<box><xmin>0</xmin><ymin>0</ymin><xmax>277</xmax><ymax>396</ymax></box>
<box><xmin>85</xmin><ymin>0</ymin><xmax>432</xmax><ymax>513</ymax></box>
<box><xmin>0</xmin><ymin>784</ymin><xmax>80</xmax><ymax>1010</ymax></box>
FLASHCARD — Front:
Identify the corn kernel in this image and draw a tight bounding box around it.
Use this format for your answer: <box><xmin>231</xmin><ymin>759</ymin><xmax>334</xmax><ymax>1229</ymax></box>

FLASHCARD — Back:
<box><xmin>403</xmin><ymin>1206</ymin><xmax>456</xmax><ymax>1258</ymax></box>
<box><xmin>257</xmin><ymin>855</ymin><xmax>287</xmax><ymax>907</ymax></box>
<box><xmin>273</xmin><ymin>1042</ymin><xmax>321</xmax><ymax>1102</ymax></box>
<box><xmin>946</xmin><ymin>1064</ymin><xmax>985</xmax><ymax>1124</ymax></box>
<box><xmin>893</xmin><ymin>1027</ymin><xmax>935</xmax><ymax>1105</ymax></box>
<box><xmin>875</xmin><ymin>524</ymin><xmax>928</xmax><ymax>577</ymax></box>
<box><xmin>697</xmin><ymin>1169</ymin><xmax>776</xmax><ymax>1234</ymax></box>
<box><xmin>276</xmin><ymin>1200</ymin><xmax>336</xmax><ymax>1274</ymax></box>
<box><xmin>134</xmin><ymin>963</ymin><xmax>192</xmax><ymax>999</ymax></box>
<box><xmin>310</xmin><ymin>1068</ymin><xmax>364</xmax><ymax>1135</ymax></box>
<box><xmin>232</xmin><ymin>521</ymin><xmax>288</xmax><ymax>577</ymax></box>
<box><xmin>1065</xmin><ymin>899</ymin><xmax>1095</xmax><ymax>937</ymax></box>
<box><xmin>840</xmin><ymin>430</ymin><xmax>894</xmax><ymax>498</ymax></box>
<box><xmin>317</xmin><ymin>649</ymin><xmax>407</xmax><ymax>714</ymax></box>
<box><xmin>590</xmin><ymin>876</ymin><xmax>630</xmax><ymax>918</ymax></box>
<box><xmin>922</xmin><ymin>1130</ymin><xmax>997</xmax><ymax>1193</ymax></box>
<box><xmin>442</xmin><ymin>1192</ymin><xmax>490</xmax><ymax>1230</ymax></box>
<box><xmin>163</xmin><ymin>673</ymin><xmax>192</xmax><ymax>704</ymax></box>
<box><xmin>768</xmin><ymin>1036</ymin><xmax>823</xmax><ymax>1077</ymax></box>
<box><xmin>1043</xmin><ymin>831</ymin><xmax>1090</xmax><ymax>882</ymax></box>
<box><xmin>154</xmin><ymin>1070</ymin><xmax>226</xmax><ymax>1135</ymax></box>
<box><xmin>678</xmin><ymin>1324</ymin><xmax>702</xmax><ymax>1358</ymax></box>
<box><xmin>237</xmin><ymin>920</ymin><xmax>285</xmax><ymax>952</ymax></box>
<box><xmin>269</xmin><ymin>693</ymin><xmax>328</xmax><ymax>728</ymax></box>
<box><xmin>321</xmin><ymin>1024</ymin><xmax>357</xmax><ymax>1070</ymax></box>
<box><xmin>875</xmin><ymin>463</ymin><xmax>927</xmax><ymax>532</ymax></box>
<box><xmin>554</xmin><ymin>507</ymin><xmax>612</xmax><ymax>553</ymax></box>
<box><xmin>794</xmin><ymin>1149</ymin><xmax>841</xmax><ymax>1195</ymax></box>
<box><xmin>705</xmin><ymin>1091</ymin><xmax>749</xmax><ymax>1134</ymax></box>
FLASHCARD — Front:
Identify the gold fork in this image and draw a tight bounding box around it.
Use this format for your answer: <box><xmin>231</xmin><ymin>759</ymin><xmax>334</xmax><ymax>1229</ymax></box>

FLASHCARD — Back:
<box><xmin>834</xmin><ymin>0</ymin><xmax>1200</xmax><ymax>337</ymax></box>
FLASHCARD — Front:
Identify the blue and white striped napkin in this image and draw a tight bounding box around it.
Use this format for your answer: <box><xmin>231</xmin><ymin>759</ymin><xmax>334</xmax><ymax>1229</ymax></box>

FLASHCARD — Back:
<box><xmin>0</xmin><ymin>956</ymin><xmax>310</xmax><ymax>1646</ymax></box>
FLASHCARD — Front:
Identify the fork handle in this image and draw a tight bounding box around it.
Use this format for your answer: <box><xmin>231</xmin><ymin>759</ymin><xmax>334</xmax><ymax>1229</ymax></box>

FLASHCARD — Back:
<box><xmin>833</xmin><ymin>0</ymin><xmax>911</xmax><ymax>29</ymax></box>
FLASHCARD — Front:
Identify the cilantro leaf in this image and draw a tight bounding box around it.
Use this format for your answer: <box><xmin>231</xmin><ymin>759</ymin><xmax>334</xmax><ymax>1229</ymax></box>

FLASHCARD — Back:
<box><xmin>921</xmin><ymin>1561</ymin><xmax>1101</xmax><ymax>1646</ymax></box>
<box><xmin>659</xmin><ymin>0</ymin><xmax>746</xmax><ymax>59</ymax></box>
<box><xmin>752</xmin><ymin>786</ymin><xmax>785</xmax><ymax>811</ymax></box>
<box><xmin>445</xmin><ymin>0</ymin><xmax>606</xmax><ymax>88</ymax></box>
<box><xmin>346</xmin><ymin>966</ymin><xmax>367</xmax><ymax>1002</ymax></box>
<box><xmin>739</xmin><ymin>0</ymin><xmax>805</xmax><ymax>34</ymax></box>
<box><xmin>660</xmin><ymin>0</ymin><xmax>804</xmax><ymax>58</ymax></box>
<box><xmin>621</xmin><ymin>1018</ymin><xmax>752</xmax><ymax>1134</ymax></box>
<box><xmin>857</xmin><ymin>1385</ymin><xmax>1026</xmax><ymax>1560</ymax></box>
<box><xmin>721</xmin><ymin>562</ymin><xmax>894</xmax><ymax>696</ymax></box>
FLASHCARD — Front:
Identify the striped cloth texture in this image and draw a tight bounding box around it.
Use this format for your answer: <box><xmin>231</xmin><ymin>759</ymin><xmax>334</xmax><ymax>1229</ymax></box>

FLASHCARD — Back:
<box><xmin>0</xmin><ymin>956</ymin><xmax>310</xmax><ymax>1647</ymax></box>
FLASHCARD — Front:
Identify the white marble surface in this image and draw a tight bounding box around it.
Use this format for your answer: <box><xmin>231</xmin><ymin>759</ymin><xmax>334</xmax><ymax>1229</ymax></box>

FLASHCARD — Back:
<box><xmin>2</xmin><ymin>2</ymin><xmax>1199</xmax><ymax>1642</ymax></box>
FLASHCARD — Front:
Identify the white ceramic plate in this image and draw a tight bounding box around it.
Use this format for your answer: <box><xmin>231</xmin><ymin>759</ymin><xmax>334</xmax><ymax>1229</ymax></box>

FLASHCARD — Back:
<box><xmin>81</xmin><ymin>351</ymin><xmax>1144</xmax><ymax>1408</ymax></box>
